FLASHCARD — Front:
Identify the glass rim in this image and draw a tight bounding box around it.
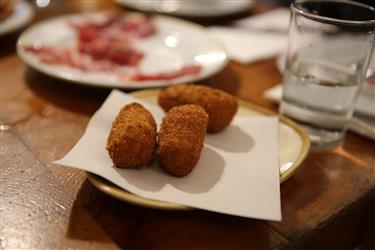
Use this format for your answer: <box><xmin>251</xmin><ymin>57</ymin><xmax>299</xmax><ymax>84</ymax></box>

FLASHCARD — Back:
<box><xmin>291</xmin><ymin>0</ymin><xmax>375</xmax><ymax>26</ymax></box>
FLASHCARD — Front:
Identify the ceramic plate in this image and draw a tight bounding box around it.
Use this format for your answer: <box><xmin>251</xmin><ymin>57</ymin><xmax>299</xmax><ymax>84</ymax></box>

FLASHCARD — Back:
<box><xmin>87</xmin><ymin>89</ymin><xmax>310</xmax><ymax>210</ymax></box>
<box><xmin>0</xmin><ymin>0</ymin><xmax>34</xmax><ymax>36</ymax></box>
<box><xmin>17</xmin><ymin>12</ymin><xmax>228</xmax><ymax>89</ymax></box>
<box><xmin>116</xmin><ymin>0</ymin><xmax>254</xmax><ymax>18</ymax></box>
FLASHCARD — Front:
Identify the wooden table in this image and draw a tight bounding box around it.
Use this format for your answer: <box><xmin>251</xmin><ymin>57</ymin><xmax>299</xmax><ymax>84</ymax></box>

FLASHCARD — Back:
<box><xmin>1</xmin><ymin>1</ymin><xmax>374</xmax><ymax>249</ymax></box>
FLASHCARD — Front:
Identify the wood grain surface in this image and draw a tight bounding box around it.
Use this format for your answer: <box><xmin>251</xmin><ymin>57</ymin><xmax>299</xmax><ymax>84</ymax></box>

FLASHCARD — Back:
<box><xmin>1</xmin><ymin>1</ymin><xmax>374</xmax><ymax>250</ymax></box>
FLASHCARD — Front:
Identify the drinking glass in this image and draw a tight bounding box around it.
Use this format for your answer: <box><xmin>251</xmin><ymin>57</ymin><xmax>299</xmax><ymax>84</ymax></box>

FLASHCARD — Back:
<box><xmin>280</xmin><ymin>0</ymin><xmax>375</xmax><ymax>149</ymax></box>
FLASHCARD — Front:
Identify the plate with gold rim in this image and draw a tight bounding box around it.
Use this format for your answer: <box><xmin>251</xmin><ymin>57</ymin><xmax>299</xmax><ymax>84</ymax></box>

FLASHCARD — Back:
<box><xmin>86</xmin><ymin>89</ymin><xmax>310</xmax><ymax>210</ymax></box>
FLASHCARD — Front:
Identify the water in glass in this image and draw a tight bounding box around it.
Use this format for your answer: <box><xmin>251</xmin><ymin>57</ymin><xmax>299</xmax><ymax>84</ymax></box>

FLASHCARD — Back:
<box><xmin>280</xmin><ymin>60</ymin><xmax>362</xmax><ymax>149</ymax></box>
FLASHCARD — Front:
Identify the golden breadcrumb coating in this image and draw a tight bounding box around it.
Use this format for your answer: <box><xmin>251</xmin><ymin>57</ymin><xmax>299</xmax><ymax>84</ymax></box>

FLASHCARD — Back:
<box><xmin>106</xmin><ymin>103</ymin><xmax>157</xmax><ymax>168</ymax></box>
<box><xmin>158</xmin><ymin>84</ymin><xmax>238</xmax><ymax>133</ymax></box>
<box><xmin>158</xmin><ymin>104</ymin><xmax>208</xmax><ymax>177</ymax></box>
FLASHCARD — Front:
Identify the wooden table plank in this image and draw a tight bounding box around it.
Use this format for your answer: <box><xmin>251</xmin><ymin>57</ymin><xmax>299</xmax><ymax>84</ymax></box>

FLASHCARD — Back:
<box><xmin>0</xmin><ymin>130</ymin><xmax>120</xmax><ymax>249</ymax></box>
<box><xmin>1</xmin><ymin>1</ymin><xmax>375</xmax><ymax>249</ymax></box>
<box><xmin>83</xmin><ymin>196</ymin><xmax>290</xmax><ymax>250</ymax></box>
<box><xmin>1</xmin><ymin>206</ymin><xmax>120</xmax><ymax>250</ymax></box>
<box><xmin>1</xmin><ymin>55</ymin><xmax>107</xmax><ymax>201</ymax></box>
<box><xmin>0</xmin><ymin>130</ymin><xmax>47</xmax><ymax>186</ymax></box>
<box><xmin>266</xmin><ymin>136</ymin><xmax>375</xmax><ymax>249</ymax></box>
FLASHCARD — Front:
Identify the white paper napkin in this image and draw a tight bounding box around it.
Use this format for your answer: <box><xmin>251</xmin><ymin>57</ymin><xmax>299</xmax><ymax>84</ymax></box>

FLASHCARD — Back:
<box><xmin>234</xmin><ymin>8</ymin><xmax>291</xmax><ymax>32</ymax></box>
<box><xmin>208</xmin><ymin>27</ymin><xmax>287</xmax><ymax>64</ymax></box>
<box><xmin>55</xmin><ymin>90</ymin><xmax>281</xmax><ymax>221</ymax></box>
<box><xmin>207</xmin><ymin>8</ymin><xmax>290</xmax><ymax>64</ymax></box>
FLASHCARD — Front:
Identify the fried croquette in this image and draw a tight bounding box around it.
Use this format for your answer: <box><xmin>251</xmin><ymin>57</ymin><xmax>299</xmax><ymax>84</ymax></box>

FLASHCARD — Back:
<box><xmin>158</xmin><ymin>104</ymin><xmax>209</xmax><ymax>177</ymax></box>
<box><xmin>158</xmin><ymin>85</ymin><xmax>238</xmax><ymax>133</ymax></box>
<box><xmin>106</xmin><ymin>103</ymin><xmax>157</xmax><ymax>168</ymax></box>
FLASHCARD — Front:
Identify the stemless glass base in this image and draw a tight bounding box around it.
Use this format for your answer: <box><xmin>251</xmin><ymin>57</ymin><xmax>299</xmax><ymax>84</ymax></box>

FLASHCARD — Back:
<box><xmin>300</xmin><ymin>124</ymin><xmax>345</xmax><ymax>150</ymax></box>
<box><xmin>280</xmin><ymin>100</ymin><xmax>347</xmax><ymax>150</ymax></box>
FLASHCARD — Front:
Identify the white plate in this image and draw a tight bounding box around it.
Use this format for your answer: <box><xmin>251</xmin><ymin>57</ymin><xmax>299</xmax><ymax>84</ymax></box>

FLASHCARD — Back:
<box><xmin>17</xmin><ymin>13</ymin><xmax>228</xmax><ymax>89</ymax></box>
<box><xmin>0</xmin><ymin>0</ymin><xmax>34</xmax><ymax>36</ymax></box>
<box><xmin>116</xmin><ymin>0</ymin><xmax>254</xmax><ymax>18</ymax></box>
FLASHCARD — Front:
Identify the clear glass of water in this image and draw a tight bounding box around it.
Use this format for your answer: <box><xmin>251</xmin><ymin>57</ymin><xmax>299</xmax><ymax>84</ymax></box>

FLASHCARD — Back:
<box><xmin>280</xmin><ymin>0</ymin><xmax>375</xmax><ymax>149</ymax></box>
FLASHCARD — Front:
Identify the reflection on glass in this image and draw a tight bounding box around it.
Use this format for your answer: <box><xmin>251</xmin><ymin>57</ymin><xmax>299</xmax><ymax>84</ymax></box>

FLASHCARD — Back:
<box><xmin>156</xmin><ymin>0</ymin><xmax>181</xmax><ymax>13</ymax></box>
<box><xmin>36</xmin><ymin>0</ymin><xmax>50</xmax><ymax>8</ymax></box>
<box><xmin>280</xmin><ymin>161</ymin><xmax>293</xmax><ymax>173</ymax></box>
<box><xmin>195</xmin><ymin>52</ymin><xmax>226</xmax><ymax>64</ymax></box>
<box><xmin>164</xmin><ymin>35</ymin><xmax>178</xmax><ymax>48</ymax></box>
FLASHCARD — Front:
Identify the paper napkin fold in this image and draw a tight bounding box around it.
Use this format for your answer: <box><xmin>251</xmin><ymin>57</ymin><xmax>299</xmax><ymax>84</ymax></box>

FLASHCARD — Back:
<box><xmin>234</xmin><ymin>8</ymin><xmax>291</xmax><ymax>32</ymax></box>
<box><xmin>208</xmin><ymin>27</ymin><xmax>287</xmax><ymax>64</ymax></box>
<box><xmin>207</xmin><ymin>8</ymin><xmax>290</xmax><ymax>64</ymax></box>
<box><xmin>55</xmin><ymin>90</ymin><xmax>281</xmax><ymax>220</ymax></box>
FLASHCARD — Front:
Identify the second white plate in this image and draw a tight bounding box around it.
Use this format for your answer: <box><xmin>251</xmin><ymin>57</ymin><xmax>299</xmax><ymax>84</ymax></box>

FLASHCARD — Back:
<box><xmin>116</xmin><ymin>0</ymin><xmax>254</xmax><ymax>18</ymax></box>
<box><xmin>0</xmin><ymin>0</ymin><xmax>34</xmax><ymax>36</ymax></box>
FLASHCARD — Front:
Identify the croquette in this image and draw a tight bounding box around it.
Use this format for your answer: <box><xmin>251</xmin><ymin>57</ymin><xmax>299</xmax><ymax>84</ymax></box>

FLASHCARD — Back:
<box><xmin>158</xmin><ymin>104</ymin><xmax>209</xmax><ymax>177</ymax></box>
<box><xmin>106</xmin><ymin>103</ymin><xmax>157</xmax><ymax>168</ymax></box>
<box><xmin>158</xmin><ymin>85</ymin><xmax>238</xmax><ymax>133</ymax></box>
